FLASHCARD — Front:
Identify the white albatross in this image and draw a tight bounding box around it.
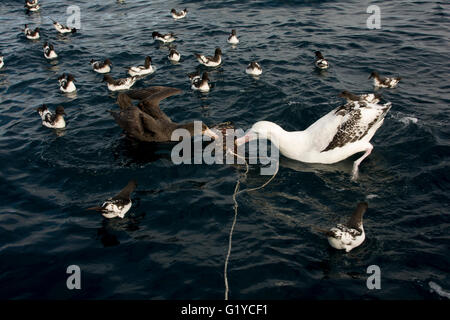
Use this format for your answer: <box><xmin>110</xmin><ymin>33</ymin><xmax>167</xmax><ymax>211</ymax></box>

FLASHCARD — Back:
<box><xmin>235</xmin><ymin>100</ymin><xmax>392</xmax><ymax>180</ymax></box>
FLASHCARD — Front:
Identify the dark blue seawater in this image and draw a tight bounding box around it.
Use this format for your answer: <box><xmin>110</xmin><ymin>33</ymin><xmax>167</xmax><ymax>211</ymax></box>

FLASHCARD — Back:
<box><xmin>0</xmin><ymin>0</ymin><xmax>449</xmax><ymax>300</ymax></box>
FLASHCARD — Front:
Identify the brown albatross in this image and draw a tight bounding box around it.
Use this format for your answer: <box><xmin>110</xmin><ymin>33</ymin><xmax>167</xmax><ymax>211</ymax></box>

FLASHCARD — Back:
<box><xmin>110</xmin><ymin>86</ymin><xmax>218</xmax><ymax>142</ymax></box>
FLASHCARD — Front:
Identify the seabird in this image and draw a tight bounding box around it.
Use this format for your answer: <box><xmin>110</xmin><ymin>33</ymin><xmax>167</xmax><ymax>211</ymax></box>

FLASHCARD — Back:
<box><xmin>0</xmin><ymin>56</ymin><xmax>4</xmax><ymax>69</ymax></box>
<box><xmin>339</xmin><ymin>91</ymin><xmax>381</xmax><ymax>104</ymax></box>
<box><xmin>52</xmin><ymin>20</ymin><xmax>77</xmax><ymax>34</ymax></box>
<box><xmin>37</xmin><ymin>104</ymin><xmax>66</xmax><ymax>129</ymax></box>
<box><xmin>369</xmin><ymin>71</ymin><xmax>402</xmax><ymax>89</ymax></box>
<box><xmin>246</xmin><ymin>61</ymin><xmax>262</xmax><ymax>76</ymax></box>
<box><xmin>187</xmin><ymin>71</ymin><xmax>201</xmax><ymax>84</ymax></box>
<box><xmin>43</xmin><ymin>42</ymin><xmax>58</xmax><ymax>59</ymax></box>
<box><xmin>128</xmin><ymin>56</ymin><xmax>154</xmax><ymax>76</ymax></box>
<box><xmin>326</xmin><ymin>202</ymin><xmax>368</xmax><ymax>252</ymax></box>
<box><xmin>110</xmin><ymin>86</ymin><xmax>219</xmax><ymax>142</ymax></box>
<box><xmin>23</xmin><ymin>24</ymin><xmax>40</xmax><ymax>40</ymax></box>
<box><xmin>87</xmin><ymin>180</ymin><xmax>137</xmax><ymax>219</ymax></box>
<box><xmin>90</xmin><ymin>58</ymin><xmax>112</xmax><ymax>73</ymax></box>
<box><xmin>152</xmin><ymin>31</ymin><xmax>176</xmax><ymax>43</ymax></box>
<box><xmin>235</xmin><ymin>100</ymin><xmax>392</xmax><ymax>180</ymax></box>
<box><xmin>168</xmin><ymin>49</ymin><xmax>181</xmax><ymax>62</ymax></box>
<box><xmin>191</xmin><ymin>72</ymin><xmax>210</xmax><ymax>93</ymax></box>
<box><xmin>58</xmin><ymin>74</ymin><xmax>76</xmax><ymax>93</ymax></box>
<box><xmin>227</xmin><ymin>29</ymin><xmax>239</xmax><ymax>45</ymax></box>
<box><xmin>102</xmin><ymin>74</ymin><xmax>138</xmax><ymax>91</ymax></box>
<box><xmin>315</xmin><ymin>51</ymin><xmax>329</xmax><ymax>69</ymax></box>
<box><xmin>25</xmin><ymin>0</ymin><xmax>40</xmax><ymax>11</ymax></box>
<box><xmin>171</xmin><ymin>8</ymin><xmax>187</xmax><ymax>20</ymax></box>
<box><xmin>195</xmin><ymin>48</ymin><xmax>222</xmax><ymax>67</ymax></box>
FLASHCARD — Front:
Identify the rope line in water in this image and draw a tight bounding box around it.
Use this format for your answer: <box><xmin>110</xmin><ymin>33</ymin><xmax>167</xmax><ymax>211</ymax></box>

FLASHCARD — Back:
<box><xmin>224</xmin><ymin>149</ymin><xmax>279</xmax><ymax>300</ymax></box>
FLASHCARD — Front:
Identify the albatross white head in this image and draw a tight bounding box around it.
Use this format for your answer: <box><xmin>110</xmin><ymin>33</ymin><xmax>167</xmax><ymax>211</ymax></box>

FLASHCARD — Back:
<box><xmin>235</xmin><ymin>121</ymin><xmax>286</xmax><ymax>148</ymax></box>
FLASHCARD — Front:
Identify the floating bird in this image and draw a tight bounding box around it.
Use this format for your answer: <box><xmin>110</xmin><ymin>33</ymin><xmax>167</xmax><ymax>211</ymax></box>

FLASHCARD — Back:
<box><xmin>110</xmin><ymin>86</ymin><xmax>219</xmax><ymax>142</ymax></box>
<box><xmin>0</xmin><ymin>56</ymin><xmax>4</xmax><ymax>69</ymax></box>
<box><xmin>326</xmin><ymin>202</ymin><xmax>368</xmax><ymax>252</ymax></box>
<box><xmin>23</xmin><ymin>24</ymin><xmax>40</xmax><ymax>40</ymax></box>
<box><xmin>339</xmin><ymin>91</ymin><xmax>381</xmax><ymax>104</ymax></box>
<box><xmin>52</xmin><ymin>20</ymin><xmax>77</xmax><ymax>34</ymax></box>
<box><xmin>369</xmin><ymin>71</ymin><xmax>402</xmax><ymax>89</ymax></box>
<box><xmin>168</xmin><ymin>49</ymin><xmax>181</xmax><ymax>62</ymax></box>
<box><xmin>37</xmin><ymin>104</ymin><xmax>66</xmax><ymax>129</ymax></box>
<box><xmin>171</xmin><ymin>8</ymin><xmax>187</xmax><ymax>20</ymax></box>
<box><xmin>43</xmin><ymin>42</ymin><xmax>58</xmax><ymax>59</ymax></box>
<box><xmin>235</xmin><ymin>101</ymin><xmax>392</xmax><ymax>180</ymax></box>
<box><xmin>246</xmin><ymin>61</ymin><xmax>262</xmax><ymax>76</ymax></box>
<box><xmin>191</xmin><ymin>72</ymin><xmax>210</xmax><ymax>93</ymax></box>
<box><xmin>128</xmin><ymin>56</ymin><xmax>154</xmax><ymax>76</ymax></box>
<box><xmin>187</xmin><ymin>71</ymin><xmax>201</xmax><ymax>84</ymax></box>
<box><xmin>102</xmin><ymin>74</ymin><xmax>138</xmax><ymax>91</ymax></box>
<box><xmin>227</xmin><ymin>29</ymin><xmax>239</xmax><ymax>45</ymax></box>
<box><xmin>58</xmin><ymin>74</ymin><xmax>77</xmax><ymax>93</ymax></box>
<box><xmin>152</xmin><ymin>31</ymin><xmax>176</xmax><ymax>43</ymax></box>
<box><xmin>314</xmin><ymin>51</ymin><xmax>329</xmax><ymax>69</ymax></box>
<box><xmin>87</xmin><ymin>180</ymin><xmax>137</xmax><ymax>219</ymax></box>
<box><xmin>90</xmin><ymin>58</ymin><xmax>112</xmax><ymax>74</ymax></box>
<box><xmin>25</xmin><ymin>0</ymin><xmax>40</xmax><ymax>11</ymax></box>
<box><xmin>195</xmin><ymin>48</ymin><xmax>222</xmax><ymax>67</ymax></box>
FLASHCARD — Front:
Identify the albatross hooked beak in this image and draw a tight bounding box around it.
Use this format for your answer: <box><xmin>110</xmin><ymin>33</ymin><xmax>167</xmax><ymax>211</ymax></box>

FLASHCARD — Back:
<box><xmin>235</xmin><ymin>130</ymin><xmax>258</xmax><ymax>146</ymax></box>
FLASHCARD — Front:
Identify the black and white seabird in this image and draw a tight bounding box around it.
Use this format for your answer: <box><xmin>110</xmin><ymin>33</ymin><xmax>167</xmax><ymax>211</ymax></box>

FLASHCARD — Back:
<box><xmin>195</xmin><ymin>48</ymin><xmax>222</xmax><ymax>67</ymax></box>
<box><xmin>315</xmin><ymin>51</ymin><xmax>329</xmax><ymax>69</ymax></box>
<box><xmin>191</xmin><ymin>72</ymin><xmax>210</xmax><ymax>93</ymax></box>
<box><xmin>339</xmin><ymin>91</ymin><xmax>381</xmax><ymax>104</ymax></box>
<box><xmin>0</xmin><ymin>56</ymin><xmax>4</xmax><ymax>69</ymax></box>
<box><xmin>168</xmin><ymin>49</ymin><xmax>181</xmax><ymax>62</ymax></box>
<box><xmin>58</xmin><ymin>73</ymin><xmax>77</xmax><ymax>93</ymax></box>
<box><xmin>23</xmin><ymin>24</ymin><xmax>40</xmax><ymax>40</ymax></box>
<box><xmin>37</xmin><ymin>105</ymin><xmax>66</xmax><ymax>129</ymax></box>
<box><xmin>171</xmin><ymin>8</ymin><xmax>187</xmax><ymax>20</ymax></box>
<box><xmin>246</xmin><ymin>61</ymin><xmax>262</xmax><ymax>76</ymax></box>
<box><xmin>87</xmin><ymin>180</ymin><xmax>137</xmax><ymax>219</ymax></box>
<box><xmin>102</xmin><ymin>74</ymin><xmax>138</xmax><ymax>91</ymax></box>
<box><xmin>128</xmin><ymin>56</ymin><xmax>154</xmax><ymax>76</ymax></box>
<box><xmin>90</xmin><ymin>58</ymin><xmax>112</xmax><ymax>73</ymax></box>
<box><xmin>25</xmin><ymin>0</ymin><xmax>40</xmax><ymax>12</ymax></box>
<box><xmin>227</xmin><ymin>29</ymin><xmax>239</xmax><ymax>45</ymax></box>
<box><xmin>43</xmin><ymin>42</ymin><xmax>58</xmax><ymax>59</ymax></box>
<box><xmin>110</xmin><ymin>86</ymin><xmax>219</xmax><ymax>143</ymax></box>
<box><xmin>326</xmin><ymin>202</ymin><xmax>368</xmax><ymax>252</ymax></box>
<box><xmin>369</xmin><ymin>71</ymin><xmax>402</xmax><ymax>89</ymax></box>
<box><xmin>52</xmin><ymin>20</ymin><xmax>77</xmax><ymax>34</ymax></box>
<box><xmin>152</xmin><ymin>31</ymin><xmax>176</xmax><ymax>43</ymax></box>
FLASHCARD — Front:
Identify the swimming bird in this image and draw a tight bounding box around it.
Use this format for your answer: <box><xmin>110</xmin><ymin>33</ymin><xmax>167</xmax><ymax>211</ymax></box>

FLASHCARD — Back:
<box><xmin>102</xmin><ymin>74</ymin><xmax>138</xmax><ymax>91</ymax></box>
<box><xmin>128</xmin><ymin>56</ymin><xmax>154</xmax><ymax>76</ymax></box>
<box><xmin>52</xmin><ymin>20</ymin><xmax>77</xmax><ymax>34</ymax></box>
<box><xmin>227</xmin><ymin>29</ymin><xmax>239</xmax><ymax>45</ymax></box>
<box><xmin>152</xmin><ymin>31</ymin><xmax>176</xmax><ymax>43</ymax></box>
<box><xmin>58</xmin><ymin>74</ymin><xmax>77</xmax><ymax>93</ymax></box>
<box><xmin>191</xmin><ymin>72</ymin><xmax>210</xmax><ymax>93</ymax></box>
<box><xmin>339</xmin><ymin>91</ymin><xmax>381</xmax><ymax>104</ymax></box>
<box><xmin>187</xmin><ymin>71</ymin><xmax>201</xmax><ymax>84</ymax></box>
<box><xmin>110</xmin><ymin>86</ymin><xmax>219</xmax><ymax>142</ymax></box>
<box><xmin>25</xmin><ymin>0</ymin><xmax>40</xmax><ymax>11</ymax></box>
<box><xmin>326</xmin><ymin>202</ymin><xmax>368</xmax><ymax>252</ymax></box>
<box><xmin>87</xmin><ymin>180</ymin><xmax>137</xmax><ymax>219</ymax></box>
<box><xmin>43</xmin><ymin>42</ymin><xmax>58</xmax><ymax>59</ymax></box>
<box><xmin>369</xmin><ymin>71</ymin><xmax>401</xmax><ymax>89</ymax></box>
<box><xmin>168</xmin><ymin>49</ymin><xmax>181</xmax><ymax>62</ymax></box>
<box><xmin>195</xmin><ymin>48</ymin><xmax>222</xmax><ymax>67</ymax></box>
<box><xmin>246</xmin><ymin>61</ymin><xmax>262</xmax><ymax>76</ymax></box>
<box><xmin>23</xmin><ymin>24</ymin><xmax>40</xmax><ymax>40</ymax></box>
<box><xmin>37</xmin><ymin>104</ymin><xmax>66</xmax><ymax>129</ymax></box>
<box><xmin>171</xmin><ymin>8</ymin><xmax>187</xmax><ymax>20</ymax></box>
<box><xmin>90</xmin><ymin>58</ymin><xmax>112</xmax><ymax>73</ymax></box>
<box><xmin>315</xmin><ymin>51</ymin><xmax>329</xmax><ymax>69</ymax></box>
<box><xmin>235</xmin><ymin>100</ymin><xmax>392</xmax><ymax>180</ymax></box>
<box><xmin>0</xmin><ymin>56</ymin><xmax>4</xmax><ymax>69</ymax></box>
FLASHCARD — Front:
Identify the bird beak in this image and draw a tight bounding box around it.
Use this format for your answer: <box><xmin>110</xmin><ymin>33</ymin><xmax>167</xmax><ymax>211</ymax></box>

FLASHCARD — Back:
<box><xmin>235</xmin><ymin>130</ymin><xmax>257</xmax><ymax>146</ymax></box>
<box><xmin>203</xmin><ymin>128</ymin><xmax>219</xmax><ymax>140</ymax></box>
<box><xmin>86</xmin><ymin>206</ymin><xmax>104</xmax><ymax>212</ymax></box>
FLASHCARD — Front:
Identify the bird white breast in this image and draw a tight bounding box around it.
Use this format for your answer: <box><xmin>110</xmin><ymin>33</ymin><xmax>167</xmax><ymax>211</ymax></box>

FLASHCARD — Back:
<box><xmin>315</xmin><ymin>59</ymin><xmax>328</xmax><ymax>69</ymax></box>
<box><xmin>61</xmin><ymin>81</ymin><xmax>76</xmax><ymax>93</ymax></box>
<box><xmin>43</xmin><ymin>117</ymin><xmax>66</xmax><ymax>129</ymax></box>
<box><xmin>27</xmin><ymin>32</ymin><xmax>40</xmax><ymax>40</ymax></box>
<box><xmin>172</xmin><ymin>12</ymin><xmax>186</xmax><ymax>19</ymax></box>
<box><xmin>228</xmin><ymin>35</ymin><xmax>239</xmax><ymax>44</ymax></box>
<box><xmin>93</xmin><ymin>64</ymin><xmax>111</xmax><ymax>73</ymax></box>
<box><xmin>327</xmin><ymin>226</ymin><xmax>365</xmax><ymax>252</ymax></box>
<box><xmin>29</xmin><ymin>5</ymin><xmax>40</xmax><ymax>11</ymax></box>
<box><xmin>246</xmin><ymin>67</ymin><xmax>262</xmax><ymax>76</ymax></box>
<box><xmin>203</xmin><ymin>57</ymin><xmax>221</xmax><ymax>67</ymax></box>
<box><xmin>169</xmin><ymin>53</ymin><xmax>180</xmax><ymax>62</ymax></box>
<box><xmin>0</xmin><ymin>60</ymin><xmax>3</xmax><ymax>69</ymax></box>
<box><xmin>128</xmin><ymin>65</ymin><xmax>154</xmax><ymax>76</ymax></box>
<box><xmin>101</xmin><ymin>201</ymin><xmax>132</xmax><ymax>219</ymax></box>
<box><xmin>54</xmin><ymin>24</ymin><xmax>71</xmax><ymax>34</ymax></box>
<box><xmin>45</xmin><ymin>50</ymin><xmax>58</xmax><ymax>59</ymax></box>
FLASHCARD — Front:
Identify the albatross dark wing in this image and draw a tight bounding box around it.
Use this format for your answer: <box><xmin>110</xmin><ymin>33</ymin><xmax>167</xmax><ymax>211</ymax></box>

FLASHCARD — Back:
<box><xmin>346</xmin><ymin>202</ymin><xmax>368</xmax><ymax>230</ymax></box>
<box><xmin>112</xmin><ymin>180</ymin><xmax>137</xmax><ymax>201</ymax></box>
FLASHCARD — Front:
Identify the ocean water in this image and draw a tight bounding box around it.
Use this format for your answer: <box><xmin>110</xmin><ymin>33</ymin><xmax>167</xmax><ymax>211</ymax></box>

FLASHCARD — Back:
<box><xmin>0</xmin><ymin>0</ymin><xmax>449</xmax><ymax>300</ymax></box>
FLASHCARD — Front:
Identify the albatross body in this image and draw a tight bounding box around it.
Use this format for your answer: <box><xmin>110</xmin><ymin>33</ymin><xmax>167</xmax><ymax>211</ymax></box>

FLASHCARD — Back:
<box><xmin>236</xmin><ymin>100</ymin><xmax>392</xmax><ymax>179</ymax></box>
